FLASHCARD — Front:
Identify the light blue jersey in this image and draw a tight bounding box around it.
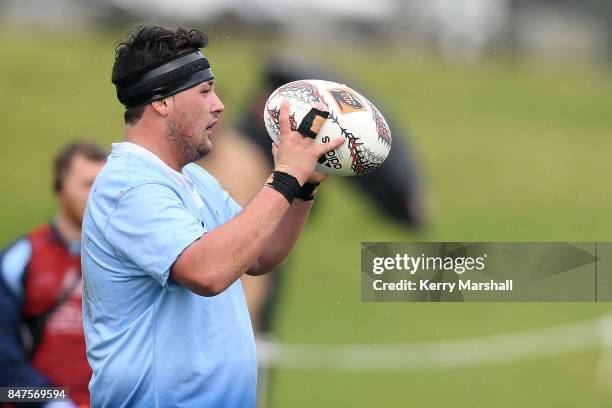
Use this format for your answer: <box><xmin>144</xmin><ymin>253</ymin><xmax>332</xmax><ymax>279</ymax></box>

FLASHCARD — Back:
<box><xmin>81</xmin><ymin>142</ymin><xmax>256</xmax><ymax>408</ymax></box>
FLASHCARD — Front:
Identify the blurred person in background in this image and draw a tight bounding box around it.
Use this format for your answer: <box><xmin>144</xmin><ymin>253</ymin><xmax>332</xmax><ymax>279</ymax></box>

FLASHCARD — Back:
<box><xmin>0</xmin><ymin>142</ymin><xmax>107</xmax><ymax>408</ymax></box>
<box><xmin>203</xmin><ymin>54</ymin><xmax>426</xmax><ymax>333</ymax></box>
<box><xmin>200</xmin><ymin>54</ymin><xmax>426</xmax><ymax>405</ymax></box>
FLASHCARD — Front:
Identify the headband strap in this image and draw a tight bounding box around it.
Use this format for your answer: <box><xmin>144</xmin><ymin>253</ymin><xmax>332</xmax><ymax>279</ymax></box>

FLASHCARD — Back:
<box><xmin>115</xmin><ymin>50</ymin><xmax>214</xmax><ymax>108</ymax></box>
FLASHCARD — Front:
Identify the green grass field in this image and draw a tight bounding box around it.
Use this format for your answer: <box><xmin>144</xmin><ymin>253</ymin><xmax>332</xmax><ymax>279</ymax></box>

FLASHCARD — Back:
<box><xmin>2</xmin><ymin>26</ymin><xmax>612</xmax><ymax>407</ymax></box>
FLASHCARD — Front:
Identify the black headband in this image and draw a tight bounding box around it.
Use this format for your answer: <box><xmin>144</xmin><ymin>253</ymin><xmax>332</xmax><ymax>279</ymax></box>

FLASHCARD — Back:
<box><xmin>115</xmin><ymin>50</ymin><xmax>214</xmax><ymax>108</ymax></box>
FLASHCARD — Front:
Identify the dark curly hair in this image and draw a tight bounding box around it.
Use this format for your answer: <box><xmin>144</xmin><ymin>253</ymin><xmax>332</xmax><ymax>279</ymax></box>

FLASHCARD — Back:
<box><xmin>111</xmin><ymin>25</ymin><xmax>208</xmax><ymax>124</ymax></box>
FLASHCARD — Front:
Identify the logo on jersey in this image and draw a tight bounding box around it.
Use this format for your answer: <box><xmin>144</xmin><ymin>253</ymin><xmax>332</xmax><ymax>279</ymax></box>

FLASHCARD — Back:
<box><xmin>329</xmin><ymin>88</ymin><xmax>366</xmax><ymax>114</ymax></box>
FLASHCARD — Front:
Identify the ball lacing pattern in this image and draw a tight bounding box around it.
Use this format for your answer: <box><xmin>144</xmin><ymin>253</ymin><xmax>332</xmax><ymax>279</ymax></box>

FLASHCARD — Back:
<box><xmin>329</xmin><ymin>111</ymin><xmax>382</xmax><ymax>175</ymax></box>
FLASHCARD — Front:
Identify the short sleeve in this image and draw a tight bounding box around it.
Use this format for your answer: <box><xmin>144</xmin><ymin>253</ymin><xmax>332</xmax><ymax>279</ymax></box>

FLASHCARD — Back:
<box><xmin>104</xmin><ymin>183</ymin><xmax>205</xmax><ymax>286</ymax></box>
<box><xmin>222</xmin><ymin>189</ymin><xmax>243</xmax><ymax>220</ymax></box>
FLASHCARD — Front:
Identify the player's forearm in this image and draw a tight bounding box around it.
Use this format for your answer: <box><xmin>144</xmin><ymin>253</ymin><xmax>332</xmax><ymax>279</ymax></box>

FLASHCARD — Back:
<box><xmin>172</xmin><ymin>186</ymin><xmax>291</xmax><ymax>295</ymax></box>
<box><xmin>249</xmin><ymin>199</ymin><xmax>314</xmax><ymax>275</ymax></box>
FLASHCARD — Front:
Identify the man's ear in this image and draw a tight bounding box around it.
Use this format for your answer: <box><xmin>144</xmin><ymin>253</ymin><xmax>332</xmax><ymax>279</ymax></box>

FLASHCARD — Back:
<box><xmin>150</xmin><ymin>97</ymin><xmax>173</xmax><ymax>117</ymax></box>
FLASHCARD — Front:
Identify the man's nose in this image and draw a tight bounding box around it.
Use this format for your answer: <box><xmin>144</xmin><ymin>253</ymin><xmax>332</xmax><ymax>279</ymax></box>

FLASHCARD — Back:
<box><xmin>212</xmin><ymin>93</ymin><xmax>224</xmax><ymax>114</ymax></box>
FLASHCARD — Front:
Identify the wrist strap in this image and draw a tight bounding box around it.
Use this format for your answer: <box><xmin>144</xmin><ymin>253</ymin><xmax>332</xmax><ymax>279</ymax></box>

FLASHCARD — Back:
<box><xmin>265</xmin><ymin>171</ymin><xmax>301</xmax><ymax>204</ymax></box>
<box><xmin>296</xmin><ymin>182</ymin><xmax>320</xmax><ymax>201</ymax></box>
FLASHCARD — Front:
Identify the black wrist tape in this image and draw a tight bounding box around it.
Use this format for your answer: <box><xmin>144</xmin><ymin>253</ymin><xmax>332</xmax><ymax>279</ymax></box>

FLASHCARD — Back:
<box><xmin>265</xmin><ymin>171</ymin><xmax>301</xmax><ymax>204</ymax></box>
<box><xmin>296</xmin><ymin>182</ymin><xmax>320</xmax><ymax>201</ymax></box>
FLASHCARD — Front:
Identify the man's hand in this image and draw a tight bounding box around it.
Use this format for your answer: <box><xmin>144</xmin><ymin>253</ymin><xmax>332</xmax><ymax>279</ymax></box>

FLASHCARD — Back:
<box><xmin>273</xmin><ymin>99</ymin><xmax>344</xmax><ymax>185</ymax></box>
<box><xmin>271</xmin><ymin>143</ymin><xmax>330</xmax><ymax>184</ymax></box>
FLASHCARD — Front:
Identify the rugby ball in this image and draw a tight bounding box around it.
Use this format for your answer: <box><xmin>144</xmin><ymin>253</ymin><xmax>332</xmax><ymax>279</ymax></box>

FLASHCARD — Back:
<box><xmin>263</xmin><ymin>79</ymin><xmax>392</xmax><ymax>176</ymax></box>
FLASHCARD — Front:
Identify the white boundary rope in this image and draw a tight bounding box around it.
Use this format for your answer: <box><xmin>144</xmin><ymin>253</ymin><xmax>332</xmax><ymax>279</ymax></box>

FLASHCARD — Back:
<box><xmin>257</xmin><ymin>315</ymin><xmax>612</xmax><ymax>387</ymax></box>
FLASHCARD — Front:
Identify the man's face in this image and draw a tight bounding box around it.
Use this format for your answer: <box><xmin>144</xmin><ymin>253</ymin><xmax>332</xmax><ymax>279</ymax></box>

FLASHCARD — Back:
<box><xmin>167</xmin><ymin>81</ymin><xmax>224</xmax><ymax>163</ymax></box>
<box><xmin>58</xmin><ymin>155</ymin><xmax>105</xmax><ymax>226</ymax></box>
